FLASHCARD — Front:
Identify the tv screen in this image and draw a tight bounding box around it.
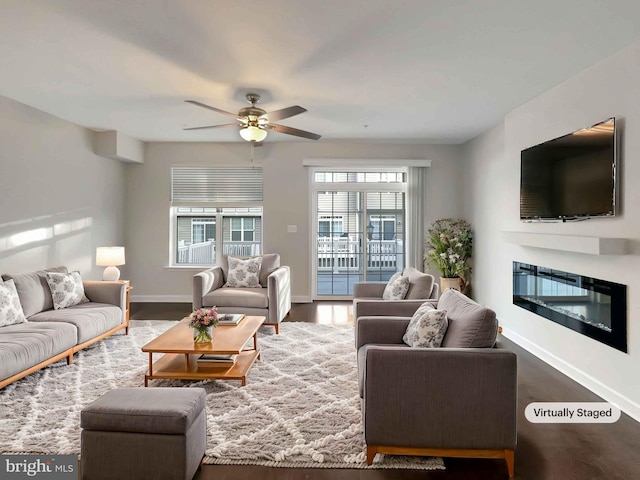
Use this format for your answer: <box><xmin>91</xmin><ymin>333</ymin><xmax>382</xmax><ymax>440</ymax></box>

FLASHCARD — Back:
<box><xmin>520</xmin><ymin>118</ymin><xmax>616</xmax><ymax>221</ymax></box>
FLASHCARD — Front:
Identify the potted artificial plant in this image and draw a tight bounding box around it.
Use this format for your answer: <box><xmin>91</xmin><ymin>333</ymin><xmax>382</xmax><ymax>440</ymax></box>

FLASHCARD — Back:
<box><xmin>424</xmin><ymin>218</ymin><xmax>472</xmax><ymax>294</ymax></box>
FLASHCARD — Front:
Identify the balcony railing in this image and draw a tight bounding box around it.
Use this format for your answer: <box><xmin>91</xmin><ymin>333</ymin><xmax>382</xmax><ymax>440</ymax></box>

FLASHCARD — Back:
<box><xmin>317</xmin><ymin>238</ymin><xmax>403</xmax><ymax>272</ymax></box>
<box><xmin>177</xmin><ymin>240</ymin><xmax>262</xmax><ymax>264</ymax></box>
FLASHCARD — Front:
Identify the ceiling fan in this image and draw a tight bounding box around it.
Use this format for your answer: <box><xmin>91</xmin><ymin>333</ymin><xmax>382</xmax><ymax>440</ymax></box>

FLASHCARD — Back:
<box><xmin>184</xmin><ymin>93</ymin><xmax>321</xmax><ymax>142</ymax></box>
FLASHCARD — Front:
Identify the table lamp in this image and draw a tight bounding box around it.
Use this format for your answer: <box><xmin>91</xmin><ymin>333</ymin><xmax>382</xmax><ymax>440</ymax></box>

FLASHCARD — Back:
<box><xmin>96</xmin><ymin>246</ymin><xmax>125</xmax><ymax>281</ymax></box>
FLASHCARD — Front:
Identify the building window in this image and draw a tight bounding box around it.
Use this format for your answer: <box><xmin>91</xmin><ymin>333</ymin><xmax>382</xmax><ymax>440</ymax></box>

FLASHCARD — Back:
<box><xmin>318</xmin><ymin>215</ymin><xmax>343</xmax><ymax>238</ymax></box>
<box><xmin>170</xmin><ymin>167</ymin><xmax>264</xmax><ymax>266</ymax></box>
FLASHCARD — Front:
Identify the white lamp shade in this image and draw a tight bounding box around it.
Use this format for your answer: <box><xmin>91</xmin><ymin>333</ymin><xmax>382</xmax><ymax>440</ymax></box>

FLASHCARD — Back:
<box><xmin>239</xmin><ymin>126</ymin><xmax>268</xmax><ymax>142</ymax></box>
<box><xmin>96</xmin><ymin>247</ymin><xmax>125</xmax><ymax>267</ymax></box>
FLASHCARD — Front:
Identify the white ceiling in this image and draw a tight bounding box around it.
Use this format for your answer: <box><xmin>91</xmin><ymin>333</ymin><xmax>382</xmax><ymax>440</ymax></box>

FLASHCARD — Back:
<box><xmin>2</xmin><ymin>0</ymin><xmax>640</xmax><ymax>144</ymax></box>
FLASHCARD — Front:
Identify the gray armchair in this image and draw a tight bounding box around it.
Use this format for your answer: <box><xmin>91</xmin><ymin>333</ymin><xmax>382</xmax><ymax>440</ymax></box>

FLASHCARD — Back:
<box><xmin>193</xmin><ymin>254</ymin><xmax>291</xmax><ymax>334</ymax></box>
<box><xmin>355</xmin><ymin>290</ymin><xmax>517</xmax><ymax>477</ymax></box>
<box><xmin>352</xmin><ymin>267</ymin><xmax>439</xmax><ymax>320</ymax></box>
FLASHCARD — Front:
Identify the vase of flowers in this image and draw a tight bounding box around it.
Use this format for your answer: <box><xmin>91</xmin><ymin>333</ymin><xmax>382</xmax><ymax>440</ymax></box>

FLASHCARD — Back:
<box><xmin>424</xmin><ymin>218</ymin><xmax>472</xmax><ymax>293</ymax></box>
<box><xmin>189</xmin><ymin>307</ymin><xmax>218</xmax><ymax>343</ymax></box>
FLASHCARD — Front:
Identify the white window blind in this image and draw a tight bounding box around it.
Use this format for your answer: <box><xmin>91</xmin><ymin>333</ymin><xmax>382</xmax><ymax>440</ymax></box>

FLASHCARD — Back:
<box><xmin>171</xmin><ymin>167</ymin><xmax>263</xmax><ymax>203</ymax></box>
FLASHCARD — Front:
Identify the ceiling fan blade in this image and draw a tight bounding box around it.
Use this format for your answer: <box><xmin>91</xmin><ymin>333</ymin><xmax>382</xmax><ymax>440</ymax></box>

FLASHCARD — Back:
<box><xmin>185</xmin><ymin>100</ymin><xmax>239</xmax><ymax>118</ymax></box>
<box><xmin>262</xmin><ymin>105</ymin><xmax>307</xmax><ymax>122</ymax></box>
<box><xmin>183</xmin><ymin>123</ymin><xmax>239</xmax><ymax>131</ymax></box>
<box><xmin>266</xmin><ymin>123</ymin><xmax>321</xmax><ymax>140</ymax></box>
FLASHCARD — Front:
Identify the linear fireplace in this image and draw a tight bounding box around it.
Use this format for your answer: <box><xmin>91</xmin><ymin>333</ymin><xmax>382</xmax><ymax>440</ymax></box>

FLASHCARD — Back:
<box><xmin>513</xmin><ymin>262</ymin><xmax>627</xmax><ymax>352</ymax></box>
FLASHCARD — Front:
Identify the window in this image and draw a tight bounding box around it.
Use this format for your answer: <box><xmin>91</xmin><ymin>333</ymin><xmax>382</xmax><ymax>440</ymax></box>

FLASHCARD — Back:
<box><xmin>171</xmin><ymin>167</ymin><xmax>263</xmax><ymax>265</ymax></box>
<box><xmin>318</xmin><ymin>215</ymin><xmax>343</xmax><ymax>238</ymax></box>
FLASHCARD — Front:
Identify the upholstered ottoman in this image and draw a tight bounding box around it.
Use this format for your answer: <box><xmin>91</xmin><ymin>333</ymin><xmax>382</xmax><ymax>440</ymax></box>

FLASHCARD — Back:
<box><xmin>80</xmin><ymin>387</ymin><xmax>207</xmax><ymax>480</ymax></box>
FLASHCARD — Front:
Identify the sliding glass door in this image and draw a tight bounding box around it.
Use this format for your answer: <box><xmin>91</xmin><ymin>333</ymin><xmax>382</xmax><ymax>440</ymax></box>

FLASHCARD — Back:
<box><xmin>313</xmin><ymin>170</ymin><xmax>406</xmax><ymax>298</ymax></box>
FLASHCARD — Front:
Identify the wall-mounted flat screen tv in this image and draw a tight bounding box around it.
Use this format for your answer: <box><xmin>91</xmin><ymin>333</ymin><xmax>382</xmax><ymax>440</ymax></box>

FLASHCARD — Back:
<box><xmin>520</xmin><ymin>118</ymin><xmax>617</xmax><ymax>221</ymax></box>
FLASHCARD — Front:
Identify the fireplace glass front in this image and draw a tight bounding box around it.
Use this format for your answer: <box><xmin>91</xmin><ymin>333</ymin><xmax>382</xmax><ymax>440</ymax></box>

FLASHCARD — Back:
<box><xmin>513</xmin><ymin>262</ymin><xmax>626</xmax><ymax>352</ymax></box>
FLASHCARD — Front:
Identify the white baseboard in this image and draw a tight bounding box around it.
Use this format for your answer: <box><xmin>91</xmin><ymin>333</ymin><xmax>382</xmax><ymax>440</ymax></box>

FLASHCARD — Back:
<box><xmin>502</xmin><ymin>328</ymin><xmax>640</xmax><ymax>423</ymax></box>
<box><xmin>292</xmin><ymin>295</ymin><xmax>312</xmax><ymax>303</ymax></box>
<box><xmin>131</xmin><ymin>295</ymin><xmax>192</xmax><ymax>303</ymax></box>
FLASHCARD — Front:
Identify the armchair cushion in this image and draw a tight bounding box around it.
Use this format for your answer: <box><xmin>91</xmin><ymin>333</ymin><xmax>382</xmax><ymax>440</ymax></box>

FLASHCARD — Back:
<box><xmin>222</xmin><ymin>254</ymin><xmax>281</xmax><ymax>287</ymax></box>
<box><xmin>382</xmin><ymin>272</ymin><xmax>410</xmax><ymax>300</ymax></box>
<box><xmin>404</xmin><ymin>267</ymin><xmax>435</xmax><ymax>299</ymax></box>
<box><xmin>439</xmin><ymin>289</ymin><xmax>498</xmax><ymax>348</ymax></box>
<box><xmin>225</xmin><ymin>256</ymin><xmax>262</xmax><ymax>288</ymax></box>
<box><xmin>203</xmin><ymin>287</ymin><xmax>268</xmax><ymax>309</ymax></box>
<box><xmin>403</xmin><ymin>306</ymin><xmax>448</xmax><ymax>348</ymax></box>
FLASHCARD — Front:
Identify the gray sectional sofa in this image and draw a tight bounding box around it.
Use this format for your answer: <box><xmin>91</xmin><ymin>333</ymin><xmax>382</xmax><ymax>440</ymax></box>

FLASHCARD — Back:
<box><xmin>0</xmin><ymin>267</ymin><xmax>127</xmax><ymax>388</ymax></box>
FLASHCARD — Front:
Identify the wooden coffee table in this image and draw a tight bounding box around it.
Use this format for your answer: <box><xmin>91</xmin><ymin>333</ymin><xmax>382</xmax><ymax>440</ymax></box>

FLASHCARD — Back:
<box><xmin>142</xmin><ymin>315</ymin><xmax>265</xmax><ymax>387</ymax></box>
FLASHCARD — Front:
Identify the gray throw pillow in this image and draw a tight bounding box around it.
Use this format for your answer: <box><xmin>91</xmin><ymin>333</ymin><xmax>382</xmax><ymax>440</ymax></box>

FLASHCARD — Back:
<box><xmin>0</xmin><ymin>279</ymin><xmax>27</xmax><ymax>326</ymax></box>
<box><xmin>403</xmin><ymin>304</ymin><xmax>448</xmax><ymax>348</ymax></box>
<box><xmin>382</xmin><ymin>272</ymin><xmax>410</xmax><ymax>300</ymax></box>
<box><xmin>45</xmin><ymin>271</ymin><xmax>89</xmax><ymax>310</ymax></box>
<box><xmin>225</xmin><ymin>256</ymin><xmax>262</xmax><ymax>288</ymax></box>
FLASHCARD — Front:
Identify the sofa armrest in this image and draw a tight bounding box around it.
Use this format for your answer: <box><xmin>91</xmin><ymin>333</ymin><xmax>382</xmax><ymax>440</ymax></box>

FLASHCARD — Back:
<box><xmin>353</xmin><ymin>299</ymin><xmax>436</xmax><ymax>320</ymax></box>
<box><xmin>192</xmin><ymin>266</ymin><xmax>224</xmax><ymax>309</ymax></box>
<box><xmin>363</xmin><ymin>346</ymin><xmax>517</xmax><ymax>450</ymax></box>
<box><xmin>355</xmin><ymin>316</ymin><xmax>411</xmax><ymax>350</ymax></box>
<box><xmin>83</xmin><ymin>281</ymin><xmax>126</xmax><ymax>310</ymax></box>
<box><xmin>267</xmin><ymin>266</ymin><xmax>291</xmax><ymax>324</ymax></box>
<box><xmin>353</xmin><ymin>282</ymin><xmax>386</xmax><ymax>298</ymax></box>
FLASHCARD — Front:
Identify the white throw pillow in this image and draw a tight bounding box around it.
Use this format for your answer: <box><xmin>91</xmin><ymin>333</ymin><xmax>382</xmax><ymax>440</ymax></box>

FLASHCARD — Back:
<box><xmin>0</xmin><ymin>279</ymin><xmax>27</xmax><ymax>326</ymax></box>
<box><xmin>226</xmin><ymin>256</ymin><xmax>262</xmax><ymax>288</ymax></box>
<box><xmin>45</xmin><ymin>271</ymin><xmax>89</xmax><ymax>310</ymax></box>
<box><xmin>403</xmin><ymin>304</ymin><xmax>448</xmax><ymax>348</ymax></box>
<box><xmin>382</xmin><ymin>272</ymin><xmax>410</xmax><ymax>300</ymax></box>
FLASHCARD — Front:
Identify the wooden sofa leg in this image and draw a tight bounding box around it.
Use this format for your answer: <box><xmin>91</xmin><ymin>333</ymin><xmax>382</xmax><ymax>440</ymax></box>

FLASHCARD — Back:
<box><xmin>505</xmin><ymin>449</ymin><xmax>515</xmax><ymax>478</ymax></box>
<box><xmin>67</xmin><ymin>352</ymin><xmax>74</xmax><ymax>365</ymax></box>
<box><xmin>366</xmin><ymin>446</ymin><xmax>377</xmax><ymax>465</ymax></box>
<box><xmin>274</xmin><ymin>324</ymin><xmax>279</xmax><ymax>334</ymax></box>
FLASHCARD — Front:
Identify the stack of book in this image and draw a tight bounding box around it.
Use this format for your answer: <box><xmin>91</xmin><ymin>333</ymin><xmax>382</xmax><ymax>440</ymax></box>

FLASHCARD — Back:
<box><xmin>197</xmin><ymin>353</ymin><xmax>237</xmax><ymax>368</ymax></box>
<box><xmin>217</xmin><ymin>313</ymin><xmax>245</xmax><ymax>326</ymax></box>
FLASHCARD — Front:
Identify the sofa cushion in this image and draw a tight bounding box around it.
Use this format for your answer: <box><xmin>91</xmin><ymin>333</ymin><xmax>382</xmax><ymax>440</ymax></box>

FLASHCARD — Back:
<box><xmin>28</xmin><ymin>303</ymin><xmax>122</xmax><ymax>344</ymax></box>
<box><xmin>382</xmin><ymin>272</ymin><xmax>409</xmax><ymax>300</ymax></box>
<box><xmin>403</xmin><ymin>305</ymin><xmax>448</xmax><ymax>348</ymax></box>
<box><xmin>403</xmin><ymin>267</ymin><xmax>435</xmax><ymax>299</ymax></box>
<box><xmin>2</xmin><ymin>266</ymin><xmax>68</xmax><ymax>318</ymax></box>
<box><xmin>204</xmin><ymin>287</ymin><xmax>268</xmax><ymax>309</ymax></box>
<box><xmin>0</xmin><ymin>279</ymin><xmax>27</xmax><ymax>327</ymax></box>
<box><xmin>438</xmin><ymin>289</ymin><xmax>498</xmax><ymax>348</ymax></box>
<box><xmin>46</xmin><ymin>271</ymin><xmax>89</xmax><ymax>310</ymax></box>
<box><xmin>0</xmin><ymin>321</ymin><xmax>77</xmax><ymax>381</ymax></box>
<box><xmin>225</xmin><ymin>256</ymin><xmax>262</xmax><ymax>288</ymax></box>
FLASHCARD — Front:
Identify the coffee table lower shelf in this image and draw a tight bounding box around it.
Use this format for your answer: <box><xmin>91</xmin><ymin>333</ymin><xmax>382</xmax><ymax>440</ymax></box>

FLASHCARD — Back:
<box><xmin>145</xmin><ymin>349</ymin><xmax>260</xmax><ymax>387</ymax></box>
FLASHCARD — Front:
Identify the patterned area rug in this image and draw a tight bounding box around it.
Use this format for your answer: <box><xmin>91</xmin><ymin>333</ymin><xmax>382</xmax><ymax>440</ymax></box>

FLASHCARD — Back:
<box><xmin>0</xmin><ymin>320</ymin><xmax>444</xmax><ymax>470</ymax></box>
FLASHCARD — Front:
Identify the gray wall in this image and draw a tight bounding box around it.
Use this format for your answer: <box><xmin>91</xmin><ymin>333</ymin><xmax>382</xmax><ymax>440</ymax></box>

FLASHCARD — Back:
<box><xmin>0</xmin><ymin>95</ymin><xmax>126</xmax><ymax>278</ymax></box>
<box><xmin>125</xmin><ymin>142</ymin><xmax>464</xmax><ymax>301</ymax></box>
<box><xmin>462</xmin><ymin>42</ymin><xmax>640</xmax><ymax>420</ymax></box>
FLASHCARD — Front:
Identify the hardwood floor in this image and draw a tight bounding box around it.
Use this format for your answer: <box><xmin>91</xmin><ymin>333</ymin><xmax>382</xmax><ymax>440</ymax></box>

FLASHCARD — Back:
<box><xmin>131</xmin><ymin>301</ymin><xmax>640</xmax><ymax>480</ymax></box>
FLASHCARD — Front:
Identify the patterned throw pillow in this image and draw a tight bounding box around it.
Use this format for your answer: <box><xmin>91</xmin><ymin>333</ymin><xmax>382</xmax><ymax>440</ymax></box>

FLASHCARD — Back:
<box><xmin>45</xmin><ymin>271</ymin><xmax>89</xmax><ymax>310</ymax></box>
<box><xmin>226</xmin><ymin>256</ymin><xmax>262</xmax><ymax>288</ymax></box>
<box><xmin>382</xmin><ymin>272</ymin><xmax>410</xmax><ymax>300</ymax></box>
<box><xmin>0</xmin><ymin>279</ymin><xmax>27</xmax><ymax>326</ymax></box>
<box><xmin>403</xmin><ymin>304</ymin><xmax>449</xmax><ymax>348</ymax></box>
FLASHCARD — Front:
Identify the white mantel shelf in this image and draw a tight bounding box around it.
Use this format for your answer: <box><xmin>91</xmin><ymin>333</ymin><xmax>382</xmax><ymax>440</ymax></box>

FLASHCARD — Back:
<box><xmin>502</xmin><ymin>232</ymin><xmax>628</xmax><ymax>255</ymax></box>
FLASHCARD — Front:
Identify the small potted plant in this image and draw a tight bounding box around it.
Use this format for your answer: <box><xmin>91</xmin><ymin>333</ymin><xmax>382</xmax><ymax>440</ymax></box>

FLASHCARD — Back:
<box><xmin>424</xmin><ymin>218</ymin><xmax>472</xmax><ymax>293</ymax></box>
<box><xmin>189</xmin><ymin>307</ymin><xmax>219</xmax><ymax>343</ymax></box>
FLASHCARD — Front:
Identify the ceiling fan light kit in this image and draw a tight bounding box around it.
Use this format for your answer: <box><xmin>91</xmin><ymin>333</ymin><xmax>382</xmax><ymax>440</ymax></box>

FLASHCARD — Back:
<box><xmin>184</xmin><ymin>93</ymin><xmax>321</xmax><ymax>142</ymax></box>
<box><xmin>239</xmin><ymin>125</ymin><xmax>268</xmax><ymax>142</ymax></box>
